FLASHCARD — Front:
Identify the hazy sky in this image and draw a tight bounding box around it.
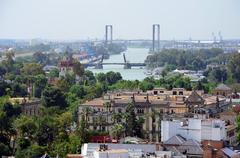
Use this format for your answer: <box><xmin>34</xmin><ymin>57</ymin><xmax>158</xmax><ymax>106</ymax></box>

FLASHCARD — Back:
<box><xmin>0</xmin><ymin>0</ymin><xmax>240</xmax><ymax>40</ymax></box>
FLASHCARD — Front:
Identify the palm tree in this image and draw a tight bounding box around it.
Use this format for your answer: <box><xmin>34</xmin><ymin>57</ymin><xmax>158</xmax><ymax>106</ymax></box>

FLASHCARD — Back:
<box><xmin>5</xmin><ymin>51</ymin><xmax>15</xmax><ymax>65</ymax></box>
<box><xmin>2</xmin><ymin>51</ymin><xmax>15</xmax><ymax>72</ymax></box>
<box><xmin>104</xmin><ymin>102</ymin><xmax>111</xmax><ymax>130</ymax></box>
<box><xmin>82</xmin><ymin>107</ymin><xmax>92</xmax><ymax>127</ymax></box>
<box><xmin>97</xmin><ymin>114</ymin><xmax>105</xmax><ymax>132</ymax></box>
<box><xmin>112</xmin><ymin>112</ymin><xmax>122</xmax><ymax>124</ymax></box>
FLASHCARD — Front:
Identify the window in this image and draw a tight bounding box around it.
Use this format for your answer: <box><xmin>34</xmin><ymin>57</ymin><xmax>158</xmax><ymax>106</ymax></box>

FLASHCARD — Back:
<box><xmin>160</xmin><ymin>91</ymin><xmax>164</xmax><ymax>93</ymax></box>
<box><xmin>160</xmin><ymin>109</ymin><xmax>164</xmax><ymax>114</ymax></box>
<box><xmin>152</xmin><ymin>116</ymin><xmax>156</xmax><ymax>123</ymax></box>
<box><xmin>118</xmin><ymin>108</ymin><xmax>122</xmax><ymax>113</ymax></box>
<box><xmin>153</xmin><ymin>91</ymin><xmax>158</xmax><ymax>95</ymax></box>
<box><xmin>137</xmin><ymin>109</ymin><xmax>144</xmax><ymax>114</ymax></box>
<box><xmin>173</xmin><ymin>91</ymin><xmax>177</xmax><ymax>95</ymax></box>
<box><xmin>179</xmin><ymin>91</ymin><xmax>183</xmax><ymax>95</ymax></box>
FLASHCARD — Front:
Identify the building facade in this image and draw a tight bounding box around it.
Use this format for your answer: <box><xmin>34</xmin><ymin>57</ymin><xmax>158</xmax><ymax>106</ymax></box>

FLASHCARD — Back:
<box><xmin>78</xmin><ymin>88</ymin><xmax>230</xmax><ymax>142</ymax></box>
<box><xmin>161</xmin><ymin>118</ymin><xmax>227</xmax><ymax>142</ymax></box>
<box><xmin>78</xmin><ymin>88</ymin><xmax>229</xmax><ymax>142</ymax></box>
<box><xmin>59</xmin><ymin>56</ymin><xmax>74</xmax><ymax>77</ymax></box>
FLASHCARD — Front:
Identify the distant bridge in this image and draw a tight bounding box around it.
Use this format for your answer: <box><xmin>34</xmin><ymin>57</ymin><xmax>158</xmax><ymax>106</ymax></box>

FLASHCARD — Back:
<box><xmin>86</xmin><ymin>62</ymin><xmax>146</xmax><ymax>67</ymax></box>
<box><xmin>83</xmin><ymin>53</ymin><xmax>146</xmax><ymax>69</ymax></box>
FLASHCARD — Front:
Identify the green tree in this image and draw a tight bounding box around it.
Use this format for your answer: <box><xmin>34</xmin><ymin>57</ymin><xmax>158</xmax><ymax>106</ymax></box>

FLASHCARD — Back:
<box><xmin>56</xmin><ymin>78</ymin><xmax>71</xmax><ymax>92</ymax></box>
<box><xmin>21</xmin><ymin>63</ymin><xmax>45</xmax><ymax>76</ymax></box>
<box><xmin>42</xmin><ymin>86</ymin><xmax>67</xmax><ymax>109</ymax></box>
<box><xmin>2</xmin><ymin>51</ymin><xmax>15</xmax><ymax>73</ymax></box>
<box><xmin>161</xmin><ymin>69</ymin><xmax>167</xmax><ymax>78</ymax></box>
<box><xmin>14</xmin><ymin>116</ymin><xmax>37</xmax><ymax>140</ymax></box>
<box><xmin>105</xmin><ymin>71</ymin><xmax>122</xmax><ymax>85</ymax></box>
<box><xmin>35</xmin><ymin>116</ymin><xmax>57</xmax><ymax>146</ymax></box>
<box><xmin>110</xmin><ymin>124</ymin><xmax>124</xmax><ymax>140</ymax></box>
<box><xmin>73</xmin><ymin>61</ymin><xmax>85</xmax><ymax>77</ymax></box>
<box><xmin>124</xmin><ymin>103</ymin><xmax>138</xmax><ymax>137</ymax></box>
<box><xmin>70</xmin><ymin>84</ymin><xmax>85</xmax><ymax>99</ymax></box>
<box><xmin>0</xmin><ymin>101</ymin><xmax>21</xmax><ymax>156</ymax></box>
<box><xmin>228</xmin><ymin>53</ymin><xmax>240</xmax><ymax>82</ymax></box>
<box><xmin>56</xmin><ymin>112</ymin><xmax>72</xmax><ymax>140</ymax></box>
<box><xmin>14</xmin><ymin>117</ymin><xmax>35</xmax><ymax>136</ymax></box>
<box><xmin>209</xmin><ymin>67</ymin><xmax>228</xmax><ymax>82</ymax></box>
<box><xmin>33</xmin><ymin>52</ymin><xmax>48</xmax><ymax>65</ymax></box>
<box><xmin>33</xmin><ymin>74</ymin><xmax>48</xmax><ymax>98</ymax></box>
<box><xmin>77</xmin><ymin>115</ymin><xmax>89</xmax><ymax>144</ymax></box>
<box><xmin>11</xmin><ymin>83</ymin><xmax>28</xmax><ymax>97</ymax></box>
<box><xmin>96</xmin><ymin>73</ymin><xmax>106</xmax><ymax>83</ymax></box>
<box><xmin>48</xmin><ymin>68</ymin><xmax>59</xmax><ymax>78</ymax></box>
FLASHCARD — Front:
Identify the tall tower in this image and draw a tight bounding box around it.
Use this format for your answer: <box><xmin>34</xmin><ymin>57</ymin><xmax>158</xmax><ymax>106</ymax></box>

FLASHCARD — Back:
<box><xmin>152</xmin><ymin>24</ymin><xmax>160</xmax><ymax>53</ymax></box>
<box><xmin>105</xmin><ymin>25</ymin><xmax>113</xmax><ymax>44</ymax></box>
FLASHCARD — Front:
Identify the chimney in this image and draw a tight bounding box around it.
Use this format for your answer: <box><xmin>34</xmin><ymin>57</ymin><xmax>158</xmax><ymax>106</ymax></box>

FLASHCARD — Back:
<box><xmin>146</xmin><ymin>93</ymin><xmax>149</xmax><ymax>103</ymax></box>
<box><xmin>132</xmin><ymin>94</ymin><xmax>135</xmax><ymax>103</ymax></box>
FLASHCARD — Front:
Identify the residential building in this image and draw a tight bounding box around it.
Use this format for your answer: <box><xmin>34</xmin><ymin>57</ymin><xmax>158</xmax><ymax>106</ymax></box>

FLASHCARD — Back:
<box><xmin>59</xmin><ymin>56</ymin><xmax>74</xmax><ymax>77</ymax></box>
<box><xmin>213</xmin><ymin>84</ymin><xmax>232</xmax><ymax>97</ymax></box>
<box><xmin>81</xmin><ymin>143</ymin><xmax>176</xmax><ymax>158</ymax></box>
<box><xmin>161</xmin><ymin>117</ymin><xmax>228</xmax><ymax>143</ymax></box>
<box><xmin>21</xmin><ymin>100</ymin><xmax>41</xmax><ymax>116</ymax></box>
<box><xmin>219</xmin><ymin>111</ymin><xmax>238</xmax><ymax>145</ymax></box>
<box><xmin>78</xmin><ymin>88</ymin><xmax>229</xmax><ymax>142</ymax></box>
<box><xmin>10</xmin><ymin>98</ymin><xmax>41</xmax><ymax>116</ymax></box>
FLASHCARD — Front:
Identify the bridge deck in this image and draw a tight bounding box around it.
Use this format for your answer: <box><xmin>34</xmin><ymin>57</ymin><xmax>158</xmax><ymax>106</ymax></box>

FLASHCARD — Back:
<box><xmin>85</xmin><ymin>63</ymin><xmax>146</xmax><ymax>67</ymax></box>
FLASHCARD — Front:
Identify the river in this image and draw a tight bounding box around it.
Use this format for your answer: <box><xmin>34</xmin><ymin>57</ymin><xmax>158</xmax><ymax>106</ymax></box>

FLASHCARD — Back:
<box><xmin>87</xmin><ymin>48</ymin><xmax>150</xmax><ymax>80</ymax></box>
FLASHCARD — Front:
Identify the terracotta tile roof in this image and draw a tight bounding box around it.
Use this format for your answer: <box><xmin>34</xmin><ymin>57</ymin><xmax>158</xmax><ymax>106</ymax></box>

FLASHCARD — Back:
<box><xmin>203</xmin><ymin>96</ymin><xmax>225</xmax><ymax>105</ymax></box>
<box><xmin>215</xmin><ymin>84</ymin><xmax>231</xmax><ymax>91</ymax></box>
<box><xmin>187</xmin><ymin>91</ymin><xmax>204</xmax><ymax>103</ymax></box>
<box><xmin>66</xmin><ymin>154</ymin><xmax>82</xmax><ymax>158</ymax></box>
<box><xmin>82</xmin><ymin>98</ymin><xmax>104</xmax><ymax>107</ymax></box>
<box><xmin>219</xmin><ymin>110</ymin><xmax>237</xmax><ymax>116</ymax></box>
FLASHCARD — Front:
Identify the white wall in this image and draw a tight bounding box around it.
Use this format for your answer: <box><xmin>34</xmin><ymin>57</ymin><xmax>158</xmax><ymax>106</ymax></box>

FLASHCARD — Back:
<box><xmin>81</xmin><ymin>143</ymin><xmax>156</xmax><ymax>157</ymax></box>
<box><xmin>161</xmin><ymin>120</ymin><xmax>181</xmax><ymax>142</ymax></box>
<box><xmin>161</xmin><ymin>118</ymin><xmax>226</xmax><ymax>142</ymax></box>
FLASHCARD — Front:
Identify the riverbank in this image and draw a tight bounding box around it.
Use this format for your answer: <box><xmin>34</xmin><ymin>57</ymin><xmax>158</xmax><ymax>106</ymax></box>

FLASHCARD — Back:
<box><xmin>87</xmin><ymin>48</ymin><xmax>150</xmax><ymax>80</ymax></box>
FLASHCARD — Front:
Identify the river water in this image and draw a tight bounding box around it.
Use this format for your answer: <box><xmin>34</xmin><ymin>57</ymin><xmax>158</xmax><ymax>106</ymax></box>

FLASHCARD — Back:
<box><xmin>87</xmin><ymin>48</ymin><xmax>149</xmax><ymax>80</ymax></box>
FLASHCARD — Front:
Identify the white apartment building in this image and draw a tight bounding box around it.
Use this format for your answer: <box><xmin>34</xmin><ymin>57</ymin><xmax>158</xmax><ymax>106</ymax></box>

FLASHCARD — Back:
<box><xmin>93</xmin><ymin>149</ymin><xmax>129</xmax><ymax>158</ymax></box>
<box><xmin>81</xmin><ymin>143</ymin><xmax>179</xmax><ymax>158</ymax></box>
<box><xmin>161</xmin><ymin>117</ymin><xmax>226</xmax><ymax>142</ymax></box>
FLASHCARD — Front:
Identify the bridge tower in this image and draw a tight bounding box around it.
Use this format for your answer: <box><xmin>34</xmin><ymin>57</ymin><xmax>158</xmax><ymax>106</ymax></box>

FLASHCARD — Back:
<box><xmin>105</xmin><ymin>25</ymin><xmax>113</xmax><ymax>45</ymax></box>
<box><xmin>123</xmin><ymin>53</ymin><xmax>131</xmax><ymax>69</ymax></box>
<box><xmin>152</xmin><ymin>24</ymin><xmax>160</xmax><ymax>53</ymax></box>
